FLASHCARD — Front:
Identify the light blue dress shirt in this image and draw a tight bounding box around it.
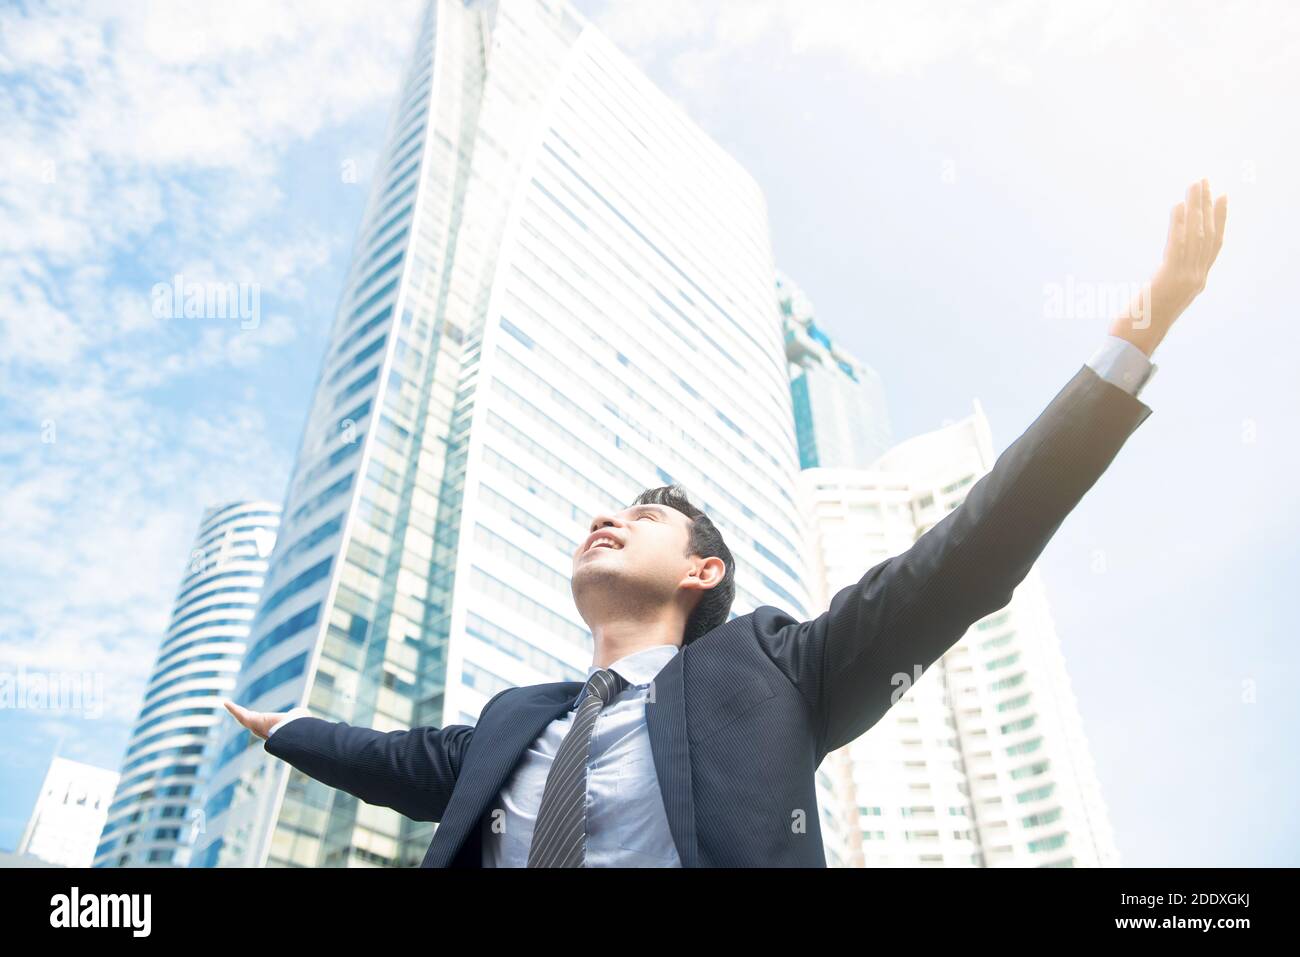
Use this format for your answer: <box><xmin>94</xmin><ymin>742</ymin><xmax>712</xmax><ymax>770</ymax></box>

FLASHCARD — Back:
<box><xmin>479</xmin><ymin>642</ymin><xmax>681</xmax><ymax>867</ymax></box>
<box><xmin>264</xmin><ymin>336</ymin><xmax>1154</xmax><ymax>866</ymax></box>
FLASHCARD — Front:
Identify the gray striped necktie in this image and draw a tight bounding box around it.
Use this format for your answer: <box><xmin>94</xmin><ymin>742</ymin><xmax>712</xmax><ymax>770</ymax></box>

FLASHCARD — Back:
<box><xmin>526</xmin><ymin>668</ymin><xmax>629</xmax><ymax>867</ymax></box>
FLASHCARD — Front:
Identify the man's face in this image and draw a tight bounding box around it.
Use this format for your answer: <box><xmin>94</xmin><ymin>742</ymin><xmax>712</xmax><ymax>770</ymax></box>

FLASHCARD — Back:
<box><xmin>570</xmin><ymin>503</ymin><xmax>701</xmax><ymax>625</ymax></box>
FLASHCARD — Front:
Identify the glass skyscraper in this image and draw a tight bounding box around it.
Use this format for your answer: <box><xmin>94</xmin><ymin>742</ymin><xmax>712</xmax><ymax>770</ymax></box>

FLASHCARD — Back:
<box><xmin>94</xmin><ymin>500</ymin><xmax>281</xmax><ymax>867</ymax></box>
<box><xmin>780</xmin><ymin>271</ymin><xmax>893</xmax><ymax>470</ymax></box>
<box><xmin>197</xmin><ymin>0</ymin><xmax>812</xmax><ymax>868</ymax></box>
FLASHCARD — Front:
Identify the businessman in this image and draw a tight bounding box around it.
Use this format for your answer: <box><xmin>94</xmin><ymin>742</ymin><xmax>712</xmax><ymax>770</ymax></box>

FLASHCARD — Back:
<box><xmin>227</xmin><ymin>179</ymin><xmax>1228</xmax><ymax>867</ymax></box>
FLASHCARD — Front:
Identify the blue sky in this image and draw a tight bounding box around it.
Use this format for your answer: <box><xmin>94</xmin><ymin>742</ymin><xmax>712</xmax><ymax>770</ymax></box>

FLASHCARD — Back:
<box><xmin>1</xmin><ymin>0</ymin><xmax>1296</xmax><ymax>865</ymax></box>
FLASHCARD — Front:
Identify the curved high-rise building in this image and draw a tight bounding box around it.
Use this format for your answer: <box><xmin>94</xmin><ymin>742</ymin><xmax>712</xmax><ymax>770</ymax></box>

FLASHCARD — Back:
<box><xmin>93</xmin><ymin>500</ymin><xmax>281</xmax><ymax>867</ymax></box>
<box><xmin>196</xmin><ymin>0</ymin><xmax>811</xmax><ymax>868</ymax></box>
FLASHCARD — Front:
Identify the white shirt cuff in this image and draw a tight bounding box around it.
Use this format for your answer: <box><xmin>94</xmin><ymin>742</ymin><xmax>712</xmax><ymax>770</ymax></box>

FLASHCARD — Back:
<box><xmin>1086</xmin><ymin>334</ymin><xmax>1157</xmax><ymax>397</ymax></box>
<box><xmin>266</xmin><ymin>707</ymin><xmax>313</xmax><ymax>737</ymax></box>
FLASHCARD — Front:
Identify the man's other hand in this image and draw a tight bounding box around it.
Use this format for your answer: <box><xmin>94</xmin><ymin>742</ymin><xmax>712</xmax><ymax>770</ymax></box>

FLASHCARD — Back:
<box><xmin>224</xmin><ymin>699</ymin><xmax>300</xmax><ymax>740</ymax></box>
<box><xmin>1109</xmin><ymin>177</ymin><xmax>1228</xmax><ymax>356</ymax></box>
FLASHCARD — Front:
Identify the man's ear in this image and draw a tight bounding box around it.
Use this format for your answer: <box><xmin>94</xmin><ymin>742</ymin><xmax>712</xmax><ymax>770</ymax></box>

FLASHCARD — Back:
<box><xmin>682</xmin><ymin>556</ymin><xmax>725</xmax><ymax>591</ymax></box>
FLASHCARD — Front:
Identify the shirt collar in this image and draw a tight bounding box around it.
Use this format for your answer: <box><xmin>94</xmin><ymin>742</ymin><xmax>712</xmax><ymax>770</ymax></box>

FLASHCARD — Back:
<box><xmin>571</xmin><ymin>643</ymin><xmax>680</xmax><ymax>710</ymax></box>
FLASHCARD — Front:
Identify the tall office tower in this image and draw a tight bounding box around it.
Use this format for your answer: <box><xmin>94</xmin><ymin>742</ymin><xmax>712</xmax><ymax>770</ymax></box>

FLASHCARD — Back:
<box><xmin>18</xmin><ymin>757</ymin><xmax>119</xmax><ymax>867</ymax></box>
<box><xmin>93</xmin><ymin>501</ymin><xmax>281</xmax><ymax>867</ymax></box>
<box><xmin>197</xmin><ymin>0</ymin><xmax>811</xmax><ymax>869</ymax></box>
<box><xmin>798</xmin><ymin>405</ymin><xmax>1121</xmax><ymax>867</ymax></box>
<box><xmin>779</xmin><ymin>271</ymin><xmax>892</xmax><ymax>470</ymax></box>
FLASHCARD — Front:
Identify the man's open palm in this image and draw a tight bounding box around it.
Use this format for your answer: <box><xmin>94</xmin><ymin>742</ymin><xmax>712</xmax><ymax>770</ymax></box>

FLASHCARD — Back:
<box><xmin>224</xmin><ymin>699</ymin><xmax>289</xmax><ymax>740</ymax></box>
<box><xmin>1153</xmin><ymin>178</ymin><xmax>1228</xmax><ymax>319</ymax></box>
<box><xmin>1111</xmin><ymin>177</ymin><xmax>1228</xmax><ymax>355</ymax></box>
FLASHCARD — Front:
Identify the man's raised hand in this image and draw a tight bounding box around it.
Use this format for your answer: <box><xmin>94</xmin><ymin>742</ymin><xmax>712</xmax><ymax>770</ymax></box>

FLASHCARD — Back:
<box><xmin>1110</xmin><ymin>177</ymin><xmax>1228</xmax><ymax>356</ymax></box>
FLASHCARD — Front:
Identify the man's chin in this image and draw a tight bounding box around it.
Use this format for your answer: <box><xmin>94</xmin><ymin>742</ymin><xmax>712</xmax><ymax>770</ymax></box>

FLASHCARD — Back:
<box><xmin>572</xmin><ymin>563</ymin><xmax>632</xmax><ymax>604</ymax></box>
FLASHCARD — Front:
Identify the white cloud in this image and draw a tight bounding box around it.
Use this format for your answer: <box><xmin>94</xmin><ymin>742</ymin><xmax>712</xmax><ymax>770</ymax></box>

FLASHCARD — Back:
<box><xmin>589</xmin><ymin>0</ymin><xmax>1297</xmax><ymax>90</ymax></box>
<box><xmin>0</xmin><ymin>0</ymin><xmax>421</xmax><ymax>729</ymax></box>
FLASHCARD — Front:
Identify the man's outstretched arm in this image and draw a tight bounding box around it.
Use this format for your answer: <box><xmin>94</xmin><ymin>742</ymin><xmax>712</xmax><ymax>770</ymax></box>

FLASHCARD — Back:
<box><xmin>755</xmin><ymin>179</ymin><xmax>1227</xmax><ymax>762</ymax></box>
<box><xmin>224</xmin><ymin>698</ymin><xmax>499</xmax><ymax>823</ymax></box>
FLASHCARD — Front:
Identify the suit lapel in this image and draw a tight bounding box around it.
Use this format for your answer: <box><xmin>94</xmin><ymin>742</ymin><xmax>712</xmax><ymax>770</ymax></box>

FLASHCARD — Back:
<box><xmin>422</xmin><ymin>682</ymin><xmax>580</xmax><ymax>867</ymax></box>
<box><xmin>644</xmin><ymin>650</ymin><xmax>698</xmax><ymax>867</ymax></box>
<box><xmin>422</xmin><ymin>660</ymin><xmax>700</xmax><ymax>868</ymax></box>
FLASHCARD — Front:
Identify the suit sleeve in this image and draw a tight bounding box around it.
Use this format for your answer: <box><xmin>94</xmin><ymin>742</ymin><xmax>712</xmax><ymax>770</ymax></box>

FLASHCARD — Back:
<box><xmin>262</xmin><ymin>689</ymin><xmax>510</xmax><ymax>822</ymax></box>
<box><xmin>753</xmin><ymin>363</ymin><xmax>1153</xmax><ymax>762</ymax></box>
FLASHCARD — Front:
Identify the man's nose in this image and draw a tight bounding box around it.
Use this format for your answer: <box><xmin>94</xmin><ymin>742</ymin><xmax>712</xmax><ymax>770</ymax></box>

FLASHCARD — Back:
<box><xmin>589</xmin><ymin>513</ymin><xmax>626</xmax><ymax>533</ymax></box>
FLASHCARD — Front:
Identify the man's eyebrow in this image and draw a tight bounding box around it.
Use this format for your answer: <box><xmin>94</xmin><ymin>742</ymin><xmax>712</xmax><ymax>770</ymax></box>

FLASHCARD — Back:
<box><xmin>585</xmin><ymin>504</ymin><xmax>674</xmax><ymax>526</ymax></box>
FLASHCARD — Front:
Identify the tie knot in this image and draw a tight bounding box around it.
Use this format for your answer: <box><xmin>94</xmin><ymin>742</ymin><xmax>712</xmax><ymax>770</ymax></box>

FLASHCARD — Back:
<box><xmin>582</xmin><ymin>668</ymin><xmax>628</xmax><ymax>709</ymax></box>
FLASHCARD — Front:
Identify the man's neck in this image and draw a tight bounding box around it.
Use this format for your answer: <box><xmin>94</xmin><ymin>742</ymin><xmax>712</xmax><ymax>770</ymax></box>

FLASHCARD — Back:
<box><xmin>590</xmin><ymin>617</ymin><xmax>684</xmax><ymax>669</ymax></box>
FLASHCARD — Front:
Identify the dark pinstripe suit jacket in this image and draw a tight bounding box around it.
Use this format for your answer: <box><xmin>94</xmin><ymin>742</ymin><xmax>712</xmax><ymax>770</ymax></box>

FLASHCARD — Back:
<box><xmin>264</xmin><ymin>363</ymin><xmax>1152</xmax><ymax>866</ymax></box>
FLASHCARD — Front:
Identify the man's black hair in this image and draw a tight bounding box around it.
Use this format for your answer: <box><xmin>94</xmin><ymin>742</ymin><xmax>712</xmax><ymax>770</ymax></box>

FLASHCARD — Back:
<box><xmin>631</xmin><ymin>484</ymin><xmax>735</xmax><ymax>645</ymax></box>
